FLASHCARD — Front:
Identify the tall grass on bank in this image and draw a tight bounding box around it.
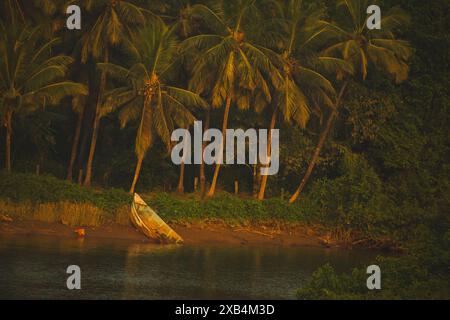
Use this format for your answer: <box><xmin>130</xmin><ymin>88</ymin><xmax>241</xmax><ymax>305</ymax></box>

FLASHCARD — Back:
<box><xmin>0</xmin><ymin>172</ymin><xmax>133</xmax><ymax>227</ymax></box>
<box><xmin>0</xmin><ymin>200</ymin><xmax>130</xmax><ymax>227</ymax></box>
<box><xmin>34</xmin><ymin>202</ymin><xmax>104</xmax><ymax>226</ymax></box>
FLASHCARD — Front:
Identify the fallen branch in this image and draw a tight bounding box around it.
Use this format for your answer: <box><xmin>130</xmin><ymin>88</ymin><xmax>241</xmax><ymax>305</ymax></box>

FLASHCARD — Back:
<box><xmin>234</xmin><ymin>228</ymin><xmax>274</xmax><ymax>238</ymax></box>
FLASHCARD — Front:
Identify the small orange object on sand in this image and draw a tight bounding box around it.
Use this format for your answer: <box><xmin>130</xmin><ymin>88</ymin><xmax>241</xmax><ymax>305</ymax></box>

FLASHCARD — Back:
<box><xmin>74</xmin><ymin>228</ymin><xmax>85</xmax><ymax>237</ymax></box>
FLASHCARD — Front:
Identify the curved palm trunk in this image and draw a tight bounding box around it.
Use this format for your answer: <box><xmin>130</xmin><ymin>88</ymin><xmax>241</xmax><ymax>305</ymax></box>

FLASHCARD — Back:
<box><xmin>4</xmin><ymin>110</ymin><xmax>13</xmax><ymax>173</ymax></box>
<box><xmin>75</xmin><ymin>122</ymin><xmax>88</xmax><ymax>184</ymax></box>
<box><xmin>129</xmin><ymin>155</ymin><xmax>144</xmax><ymax>194</ymax></box>
<box><xmin>129</xmin><ymin>95</ymin><xmax>153</xmax><ymax>194</ymax></box>
<box><xmin>289</xmin><ymin>81</ymin><xmax>348</xmax><ymax>204</ymax></box>
<box><xmin>84</xmin><ymin>51</ymin><xmax>108</xmax><ymax>187</ymax></box>
<box><xmin>206</xmin><ymin>96</ymin><xmax>232</xmax><ymax>197</ymax></box>
<box><xmin>177</xmin><ymin>161</ymin><xmax>185</xmax><ymax>193</ymax></box>
<box><xmin>288</xmin><ymin>110</ymin><xmax>337</xmax><ymax>203</ymax></box>
<box><xmin>67</xmin><ymin>107</ymin><xmax>85</xmax><ymax>181</ymax></box>
<box><xmin>257</xmin><ymin>107</ymin><xmax>277</xmax><ymax>200</ymax></box>
<box><xmin>77</xmin><ymin>169</ymin><xmax>83</xmax><ymax>185</ymax></box>
<box><xmin>199</xmin><ymin>109</ymin><xmax>211</xmax><ymax>195</ymax></box>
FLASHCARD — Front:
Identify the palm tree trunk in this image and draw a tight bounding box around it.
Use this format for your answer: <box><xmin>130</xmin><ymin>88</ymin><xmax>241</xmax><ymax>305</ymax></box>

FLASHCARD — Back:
<box><xmin>129</xmin><ymin>155</ymin><xmax>143</xmax><ymax>194</ymax></box>
<box><xmin>288</xmin><ymin>110</ymin><xmax>336</xmax><ymax>203</ymax></box>
<box><xmin>257</xmin><ymin>107</ymin><xmax>277</xmax><ymax>200</ymax></box>
<box><xmin>289</xmin><ymin>81</ymin><xmax>348</xmax><ymax>204</ymax></box>
<box><xmin>83</xmin><ymin>108</ymin><xmax>101</xmax><ymax>186</ymax></box>
<box><xmin>206</xmin><ymin>96</ymin><xmax>232</xmax><ymax>197</ymax></box>
<box><xmin>77</xmin><ymin>169</ymin><xmax>83</xmax><ymax>185</ymax></box>
<box><xmin>67</xmin><ymin>107</ymin><xmax>84</xmax><ymax>181</ymax></box>
<box><xmin>252</xmin><ymin>163</ymin><xmax>261</xmax><ymax>198</ymax></box>
<box><xmin>177</xmin><ymin>161</ymin><xmax>185</xmax><ymax>193</ymax></box>
<box><xmin>129</xmin><ymin>94</ymin><xmax>153</xmax><ymax>194</ymax></box>
<box><xmin>84</xmin><ymin>52</ymin><xmax>108</xmax><ymax>187</ymax></box>
<box><xmin>200</xmin><ymin>109</ymin><xmax>211</xmax><ymax>195</ymax></box>
<box><xmin>4</xmin><ymin>110</ymin><xmax>12</xmax><ymax>173</ymax></box>
<box><xmin>76</xmin><ymin>127</ymin><xmax>89</xmax><ymax>184</ymax></box>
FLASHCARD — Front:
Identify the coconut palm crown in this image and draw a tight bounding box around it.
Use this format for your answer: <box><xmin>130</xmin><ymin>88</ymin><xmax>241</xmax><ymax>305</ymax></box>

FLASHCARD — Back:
<box><xmin>98</xmin><ymin>20</ymin><xmax>207</xmax><ymax>193</ymax></box>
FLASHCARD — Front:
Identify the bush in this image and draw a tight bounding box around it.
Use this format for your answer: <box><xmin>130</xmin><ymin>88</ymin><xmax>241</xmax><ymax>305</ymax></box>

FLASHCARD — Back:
<box><xmin>296</xmin><ymin>263</ymin><xmax>368</xmax><ymax>300</ymax></box>
<box><xmin>297</xmin><ymin>212</ymin><xmax>450</xmax><ymax>300</ymax></box>
<box><xmin>299</xmin><ymin>151</ymin><xmax>392</xmax><ymax>235</ymax></box>
<box><xmin>297</xmin><ymin>253</ymin><xmax>450</xmax><ymax>300</ymax></box>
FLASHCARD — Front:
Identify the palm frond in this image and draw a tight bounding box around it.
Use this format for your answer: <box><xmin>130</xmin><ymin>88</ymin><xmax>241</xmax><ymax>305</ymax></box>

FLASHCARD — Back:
<box><xmin>316</xmin><ymin>56</ymin><xmax>354</xmax><ymax>76</ymax></box>
<box><xmin>118</xmin><ymin>97</ymin><xmax>143</xmax><ymax>128</ymax></box>
<box><xmin>97</xmin><ymin>62</ymin><xmax>130</xmax><ymax>80</ymax></box>
<box><xmin>164</xmin><ymin>86</ymin><xmax>208</xmax><ymax>109</ymax></box>
<box><xmin>188</xmin><ymin>4</ymin><xmax>228</xmax><ymax>36</ymax></box>
<box><xmin>23</xmin><ymin>81</ymin><xmax>88</xmax><ymax>105</ymax></box>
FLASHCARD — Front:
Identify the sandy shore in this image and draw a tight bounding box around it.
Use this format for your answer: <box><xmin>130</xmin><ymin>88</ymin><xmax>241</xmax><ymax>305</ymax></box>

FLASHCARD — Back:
<box><xmin>0</xmin><ymin>218</ymin><xmax>328</xmax><ymax>247</ymax></box>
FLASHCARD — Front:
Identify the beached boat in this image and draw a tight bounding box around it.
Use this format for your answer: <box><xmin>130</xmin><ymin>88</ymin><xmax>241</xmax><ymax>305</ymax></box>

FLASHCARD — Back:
<box><xmin>131</xmin><ymin>193</ymin><xmax>183</xmax><ymax>244</ymax></box>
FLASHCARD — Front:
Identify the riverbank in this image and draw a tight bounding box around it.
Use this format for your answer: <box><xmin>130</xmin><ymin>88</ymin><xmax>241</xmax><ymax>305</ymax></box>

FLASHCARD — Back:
<box><xmin>0</xmin><ymin>217</ymin><xmax>330</xmax><ymax>247</ymax></box>
<box><xmin>0</xmin><ymin>173</ymin><xmax>402</xmax><ymax>250</ymax></box>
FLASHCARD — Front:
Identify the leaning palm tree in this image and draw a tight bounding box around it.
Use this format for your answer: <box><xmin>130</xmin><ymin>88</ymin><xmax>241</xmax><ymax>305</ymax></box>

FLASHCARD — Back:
<box><xmin>289</xmin><ymin>0</ymin><xmax>411</xmax><ymax>203</ymax></box>
<box><xmin>98</xmin><ymin>21</ymin><xmax>207</xmax><ymax>194</ymax></box>
<box><xmin>0</xmin><ymin>24</ymin><xmax>87</xmax><ymax>172</ymax></box>
<box><xmin>80</xmin><ymin>0</ymin><xmax>154</xmax><ymax>186</ymax></box>
<box><xmin>256</xmin><ymin>0</ymin><xmax>351</xmax><ymax>199</ymax></box>
<box><xmin>66</xmin><ymin>94</ymin><xmax>86</xmax><ymax>180</ymax></box>
<box><xmin>183</xmin><ymin>0</ymin><xmax>280</xmax><ymax>197</ymax></box>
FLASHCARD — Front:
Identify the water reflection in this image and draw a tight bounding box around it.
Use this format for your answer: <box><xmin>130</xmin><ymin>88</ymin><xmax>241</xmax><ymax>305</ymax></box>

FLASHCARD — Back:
<box><xmin>0</xmin><ymin>235</ymin><xmax>379</xmax><ymax>299</ymax></box>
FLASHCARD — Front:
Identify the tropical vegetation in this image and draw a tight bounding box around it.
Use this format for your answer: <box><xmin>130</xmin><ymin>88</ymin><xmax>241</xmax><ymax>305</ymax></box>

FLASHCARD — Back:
<box><xmin>0</xmin><ymin>0</ymin><xmax>448</xmax><ymax>299</ymax></box>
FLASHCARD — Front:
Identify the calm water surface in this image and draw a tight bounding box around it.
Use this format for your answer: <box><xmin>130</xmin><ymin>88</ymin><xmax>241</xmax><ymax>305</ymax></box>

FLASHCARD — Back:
<box><xmin>0</xmin><ymin>235</ymin><xmax>379</xmax><ymax>299</ymax></box>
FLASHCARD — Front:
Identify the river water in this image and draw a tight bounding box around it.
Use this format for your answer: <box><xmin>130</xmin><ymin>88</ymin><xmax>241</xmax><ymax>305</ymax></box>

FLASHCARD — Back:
<box><xmin>0</xmin><ymin>235</ymin><xmax>378</xmax><ymax>299</ymax></box>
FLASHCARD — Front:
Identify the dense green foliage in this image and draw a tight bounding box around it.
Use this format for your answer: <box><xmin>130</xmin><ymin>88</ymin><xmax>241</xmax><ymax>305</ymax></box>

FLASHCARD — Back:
<box><xmin>294</xmin><ymin>0</ymin><xmax>449</xmax><ymax>299</ymax></box>
<box><xmin>150</xmin><ymin>192</ymin><xmax>303</xmax><ymax>223</ymax></box>
<box><xmin>297</xmin><ymin>234</ymin><xmax>450</xmax><ymax>299</ymax></box>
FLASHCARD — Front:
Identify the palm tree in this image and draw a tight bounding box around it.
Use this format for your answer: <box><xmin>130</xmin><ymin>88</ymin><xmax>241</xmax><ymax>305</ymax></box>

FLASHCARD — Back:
<box><xmin>183</xmin><ymin>0</ymin><xmax>280</xmax><ymax>197</ymax></box>
<box><xmin>289</xmin><ymin>0</ymin><xmax>411</xmax><ymax>203</ymax></box>
<box><xmin>0</xmin><ymin>24</ymin><xmax>87</xmax><ymax>172</ymax></box>
<box><xmin>98</xmin><ymin>21</ymin><xmax>207</xmax><ymax>194</ymax></box>
<box><xmin>66</xmin><ymin>94</ymin><xmax>86</xmax><ymax>180</ymax></box>
<box><xmin>199</xmin><ymin>108</ymin><xmax>211</xmax><ymax>195</ymax></box>
<box><xmin>256</xmin><ymin>0</ymin><xmax>349</xmax><ymax>199</ymax></box>
<box><xmin>80</xmin><ymin>0</ymin><xmax>152</xmax><ymax>186</ymax></box>
<box><xmin>0</xmin><ymin>0</ymin><xmax>25</xmax><ymax>25</ymax></box>
<box><xmin>1</xmin><ymin>0</ymin><xmax>70</xmax><ymax>35</ymax></box>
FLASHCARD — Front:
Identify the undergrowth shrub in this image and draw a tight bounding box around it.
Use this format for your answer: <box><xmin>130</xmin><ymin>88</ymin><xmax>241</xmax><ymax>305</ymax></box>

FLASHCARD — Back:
<box><xmin>300</xmin><ymin>152</ymin><xmax>392</xmax><ymax>235</ymax></box>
